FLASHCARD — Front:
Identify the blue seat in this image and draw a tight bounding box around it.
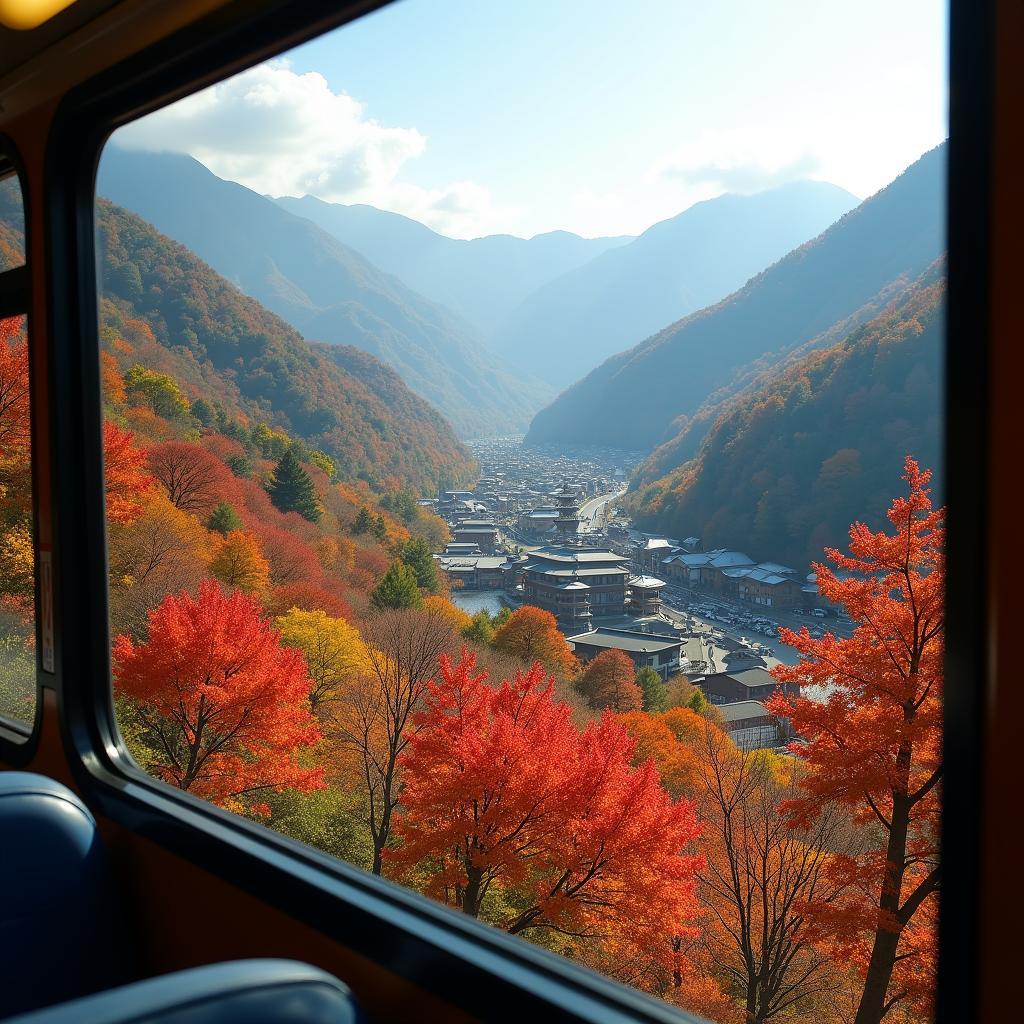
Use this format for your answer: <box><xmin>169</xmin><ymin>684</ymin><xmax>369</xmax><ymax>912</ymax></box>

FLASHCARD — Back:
<box><xmin>0</xmin><ymin>773</ymin><xmax>361</xmax><ymax>1022</ymax></box>
<box><xmin>3</xmin><ymin>960</ymin><xmax>361</xmax><ymax>1024</ymax></box>
<box><xmin>0</xmin><ymin>771</ymin><xmax>129</xmax><ymax>1017</ymax></box>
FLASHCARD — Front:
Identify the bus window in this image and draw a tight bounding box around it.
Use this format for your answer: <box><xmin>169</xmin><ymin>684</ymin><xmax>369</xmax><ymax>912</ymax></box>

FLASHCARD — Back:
<box><xmin>0</xmin><ymin>168</ymin><xmax>25</xmax><ymax>271</ymax></box>
<box><xmin>1</xmin><ymin>158</ymin><xmax>35</xmax><ymax>732</ymax></box>
<box><xmin>96</xmin><ymin>2</ymin><xmax>948</xmax><ymax>1020</ymax></box>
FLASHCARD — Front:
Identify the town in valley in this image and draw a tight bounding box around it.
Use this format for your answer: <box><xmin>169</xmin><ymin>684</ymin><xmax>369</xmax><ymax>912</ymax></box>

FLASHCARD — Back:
<box><xmin>423</xmin><ymin>436</ymin><xmax>853</xmax><ymax>754</ymax></box>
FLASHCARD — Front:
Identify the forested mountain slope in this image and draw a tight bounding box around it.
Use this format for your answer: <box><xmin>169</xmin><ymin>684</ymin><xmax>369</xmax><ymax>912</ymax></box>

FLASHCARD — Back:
<box><xmin>96</xmin><ymin>198</ymin><xmax>475</xmax><ymax>492</ymax></box>
<box><xmin>499</xmin><ymin>180</ymin><xmax>858</xmax><ymax>388</ymax></box>
<box><xmin>98</xmin><ymin>147</ymin><xmax>550</xmax><ymax>437</ymax></box>
<box><xmin>627</xmin><ymin>261</ymin><xmax>944</xmax><ymax>569</ymax></box>
<box><xmin>526</xmin><ymin>143</ymin><xmax>946</xmax><ymax>447</ymax></box>
<box><xmin>274</xmin><ymin>195</ymin><xmax>632</xmax><ymax>338</ymax></box>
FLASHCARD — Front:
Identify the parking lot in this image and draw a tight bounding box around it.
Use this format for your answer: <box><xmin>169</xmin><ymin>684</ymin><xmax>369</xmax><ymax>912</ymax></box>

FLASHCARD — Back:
<box><xmin>659</xmin><ymin>583</ymin><xmax>856</xmax><ymax>667</ymax></box>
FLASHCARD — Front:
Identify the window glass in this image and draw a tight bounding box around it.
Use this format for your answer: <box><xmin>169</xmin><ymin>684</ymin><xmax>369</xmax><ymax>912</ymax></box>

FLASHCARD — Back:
<box><xmin>0</xmin><ymin>312</ymin><xmax>35</xmax><ymax>728</ymax></box>
<box><xmin>99</xmin><ymin>2</ymin><xmax>947</xmax><ymax>1019</ymax></box>
<box><xmin>0</xmin><ymin>171</ymin><xmax>26</xmax><ymax>271</ymax></box>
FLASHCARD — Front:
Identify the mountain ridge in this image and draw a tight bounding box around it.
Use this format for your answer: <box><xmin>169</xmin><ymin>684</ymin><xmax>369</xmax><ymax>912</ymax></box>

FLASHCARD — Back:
<box><xmin>498</xmin><ymin>179</ymin><xmax>860</xmax><ymax>388</ymax></box>
<box><xmin>94</xmin><ymin>196</ymin><xmax>476</xmax><ymax>493</ymax></box>
<box><xmin>525</xmin><ymin>143</ymin><xmax>946</xmax><ymax>449</ymax></box>
<box><xmin>98</xmin><ymin>147</ymin><xmax>551</xmax><ymax>439</ymax></box>
<box><xmin>273</xmin><ymin>193</ymin><xmax>633</xmax><ymax>338</ymax></box>
<box><xmin>626</xmin><ymin>259</ymin><xmax>945</xmax><ymax>569</ymax></box>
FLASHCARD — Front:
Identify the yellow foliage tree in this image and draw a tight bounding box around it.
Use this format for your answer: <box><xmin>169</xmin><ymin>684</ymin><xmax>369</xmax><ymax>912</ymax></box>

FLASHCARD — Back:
<box><xmin>107</xmin><ymin>492</ymin><xmax>214</xmax><ymax>639</ymax></box>
<box><xmin>209</xmin><ymin>529</ymin><xmax>271</xmax><ymax>595</ymax></box>
<box><xmin>275</xmin><ymin>607</ymin><xmax>372</xmax><ymax>715</ymax></box>
<box><xmin>420</xmin><ymin>594</ymin><xmax>472</xmax><ymax>633</ymax></box>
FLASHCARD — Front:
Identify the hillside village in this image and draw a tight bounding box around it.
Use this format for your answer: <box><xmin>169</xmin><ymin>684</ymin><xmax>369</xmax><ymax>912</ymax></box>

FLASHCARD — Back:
<box><xmin>424</xmin><ymin>436</ymin><xmax>849</xmax><ymax>753</ymax></box>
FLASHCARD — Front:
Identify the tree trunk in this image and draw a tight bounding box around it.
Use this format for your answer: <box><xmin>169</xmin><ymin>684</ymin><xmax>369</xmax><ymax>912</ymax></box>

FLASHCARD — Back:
<box><xmin>854</xmin><ymin>758</ymin><xmax>912</xmax><ymax>1024</ymax></box>
<box><xmin>461</xmin><ymin>864</ymin><xmax>483</xmax><ymax>917</ymax></box>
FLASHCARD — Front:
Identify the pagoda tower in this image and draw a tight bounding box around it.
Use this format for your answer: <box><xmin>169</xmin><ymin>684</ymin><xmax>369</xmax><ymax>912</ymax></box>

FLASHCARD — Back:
<box><xmin>552</xmin><ymin>480</ymin><xmax>581</xmax><ymax>544</ymax></box>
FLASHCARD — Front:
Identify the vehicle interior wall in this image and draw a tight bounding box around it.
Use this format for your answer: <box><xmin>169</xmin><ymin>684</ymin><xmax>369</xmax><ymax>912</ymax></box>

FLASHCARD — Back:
<box><xmin>1</xmin><ymin>0</ymin><xmax>1022</xmax><ymax>1021</ymax></box>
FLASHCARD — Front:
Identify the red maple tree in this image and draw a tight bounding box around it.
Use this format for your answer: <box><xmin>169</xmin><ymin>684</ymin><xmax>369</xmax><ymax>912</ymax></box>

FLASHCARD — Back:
<box><xmin>148</xmin><ymin>440</ymin><xmax>237</xmax><ymax>514</ymax></box>
<box><xmin>104</xmin><ymin>422</ymin><xmax>154</xmax><ymax>525</ymax></box>
<box><xmin>113</xmin><ymin>580</ymin><xmax>324</xmax><ymax>814</ymax></box>
<box><xmin>390</xmin><ymin>650</ymin><xmax>702</xmax><ymax>971</ymax></box>
<box><xmin>768</xmin><ymin>458</ymin><xmax>943</xmax><ymax>1024</ymax></box>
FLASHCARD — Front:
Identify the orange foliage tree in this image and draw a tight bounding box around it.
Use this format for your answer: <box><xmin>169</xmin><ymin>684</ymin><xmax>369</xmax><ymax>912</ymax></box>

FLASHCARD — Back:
<box><xmin>104</xmin><ymin>422</ymin><xmax>154</xmax><ymax>525</ymax></box>
<box><xmin>492</xmin><ymin>605</ymin><xmax>578</xmax><ymax>678</ymax></box>
<box><xmin>209</xmin><ymin>529</ymin><xmax>270</xmax><ymax>594</ymax></box>
<box><xmin>390</xmin><ymin>651</ymin><xmax>702</xmax><ymax>973</ymax></box>
<box><xmin>113</xmin><ymin>581</ymin><xmax>324</xmax><ymax>814</ymax></box>
<box><xmin>107</xmin><ymin>492</ymin><xmax>213</xmax><ymax>639</ymax></box>
<box><xmin>768</xmin><ymin>458</ymin><xmax>943</xmax><ymax>1024</ymax></box>
<box><xmin>576</xmin><ymin>649</ymin><xmax>643</xmax><ymax>711</ymax></box>
<box><xmin>616</xmin><ymin>709</ymin><xmax>703</xmax><ymax>798</ymax></box>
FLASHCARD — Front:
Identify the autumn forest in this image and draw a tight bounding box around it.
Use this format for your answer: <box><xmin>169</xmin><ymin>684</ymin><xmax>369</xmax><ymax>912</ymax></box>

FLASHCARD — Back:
<box><xmin>0</xmin><ymin>140</ymin><xmax>944</xmax><ymax>1024</ymax></box>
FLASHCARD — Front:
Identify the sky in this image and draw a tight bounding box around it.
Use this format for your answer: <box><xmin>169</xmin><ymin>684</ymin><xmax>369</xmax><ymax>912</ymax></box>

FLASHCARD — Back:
<box><xmin>113</xmin><ymin>0</ymin><xmax>949</xmax><ymax>240</ymax></box>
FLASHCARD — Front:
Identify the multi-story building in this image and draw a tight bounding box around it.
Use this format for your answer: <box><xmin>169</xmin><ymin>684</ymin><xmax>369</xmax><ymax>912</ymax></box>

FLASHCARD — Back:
<box><xmin>520</xmin><ymin>545</ymin><xmax>630</xmax><ymax>633</ymax></box>
<box><xmin>626</xmin><ymin>575</ymin><xmax>666</xmax><ymax>616</ymax></box>
<box><xmin>435</xmin><ymin>554</ymin><xmax>509</xmax><ymax>591</ymax></box>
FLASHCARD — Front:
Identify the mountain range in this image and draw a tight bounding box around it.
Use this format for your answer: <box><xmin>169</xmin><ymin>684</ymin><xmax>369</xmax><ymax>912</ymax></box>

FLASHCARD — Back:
<box><xmin>525</xmin><ymin>143</ymin><xmax>946</xmax><ymax>450</ymax></box>
<box><xmin>495</xmin><ymin>181</ymin><xmax>859</xmax><ymax>388</ymax></box>
<box><xmin>273</xmin><ymin>195</ymin><xmax>632</xmax><ymax>339</ymax></box>
<box><xmin>97</xmin><ymin>147</ymin><xmax>550</xmax><ymax>439</ymax></box>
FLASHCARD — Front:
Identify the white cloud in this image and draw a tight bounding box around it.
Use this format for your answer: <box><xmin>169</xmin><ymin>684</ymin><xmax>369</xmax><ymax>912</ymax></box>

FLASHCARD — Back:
<box><xmin>113</xmin><ymin>61</ymin><xmax>516</xmax><ymax>239</ymax></box>
<box><xmin>651</xmin><ymin>128</ymin><xmax>824</xmax><ymax>194</ymax></box>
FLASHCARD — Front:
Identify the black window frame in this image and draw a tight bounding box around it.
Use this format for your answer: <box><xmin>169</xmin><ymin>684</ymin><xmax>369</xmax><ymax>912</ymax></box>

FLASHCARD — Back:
<box><xmin>37</xmin><ymin>1</ymin><xmax>990</xmax><ymax>1022</ymax></box>
<box><xmin>0</xmin><ymin>133</ymin><xmax>43</xmax><ymax>761</ymax></box>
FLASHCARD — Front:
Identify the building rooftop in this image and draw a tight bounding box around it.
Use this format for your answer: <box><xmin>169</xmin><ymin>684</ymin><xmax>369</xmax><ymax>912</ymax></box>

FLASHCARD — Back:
<box><xmin>717</xmin><ymin>701</ymin><xmax>773</xmax><ymax>723</ymax></box>
<box><xmin>720</xmin><ymin>566</ymin><xmax>793</xmax><ymax>585</ymax></box>
<box><xmin>707</xmin><ymin>550</ymin><xmax>756</xmax><ymax>569</ymax></box>
<box><xmin>524</xmin><ymin>565</ymin><xmax>630</xmax><ymax>578</ymax></box>
<box><xmin>629</xmin><ymin>575</ymin><xmax>666</xmax><ymax>589</ymax></box>
<box><xmin>436</xmin><ymin>556</ymin><xmax>509</xmax><ymax>571</ymax></box>
<box><xmin>637</xmin><ymin>538</ymin><xmax>673</xmax><ymax>551</ymax></box>
<box><xmin>566</xmin><ymin>627</ymin><xmax>684</xmax><ymax>654</ymax></box>
<box><xmin>722</xmin><ymin>667</ymin><xmax>777</xmax><ymax>687</ymax></box>
<box><xmin>527</xmin><ymin>546</ymin><xmax>628</xmax><ymax>565</ymax></box>
<box><xmin>664</xmin><ymin>552</ymin><xmax>712</xmax><ymax>567</ymax></box>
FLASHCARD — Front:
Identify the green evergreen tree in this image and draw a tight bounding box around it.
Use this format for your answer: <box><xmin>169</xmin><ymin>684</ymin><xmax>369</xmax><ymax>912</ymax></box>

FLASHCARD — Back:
<box><xmin>370</xmin><ymin>560</ymin><xmax>422</xmax><ymax>611</ymax></box>
<box><xmin>352</xmin><ymin>507</ymin><xmax>373</xmax><ymax>535</ymax></box>
<box><xmin>688</xmin><ymin>689</ymin><xmax>710</xmax><ymax>715</ymax></box>
<box><xmin>396</xmin><ymin>537</ymin><xmax>440</xmax><ymax>594</ymax></box>
<box><xmin>190</xmin><ymin>397</ymin><xmax>214</xmax><ymax>427</ymax></box>
<box><xmin>462</xmin><ymin>609</ymin><xmax>495</xmax><ymax>646</ymax></box>
<box><xmin>267</xmin><ymin>447</ymin><xmax>321</xmax><ymax>522</ymax></box>
<box><xmin>381</xmin><ymin>489</ymin><xmax>418</xmax><ymax>523</ymax></box>
<box><xmin>636</xmin><ymin>665</ymin><xmax>669</xmax><ymax>713</ymax></box>
<box><xmin>373</xmin><ymin>514</ymin><xmax>388</xmax><ymax>541</ymax></box>
<box><xmin>207</xmin><ymin>501</ymin><xmax>244</xmax><ymax>535</ymax></box>
<box><xmin>226</xmin><ymin>454</ymin><xmax>252</xmax><ymax>479</ymax></box>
